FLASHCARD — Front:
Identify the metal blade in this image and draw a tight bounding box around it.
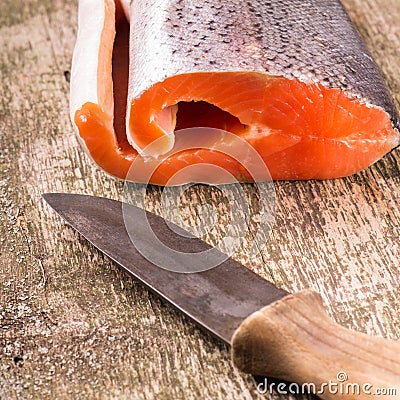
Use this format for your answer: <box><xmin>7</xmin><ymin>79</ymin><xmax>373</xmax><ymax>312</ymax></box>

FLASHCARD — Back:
<box><xmin>43</xmin><ymin>193</ymin><xmax>287</xmax><ymax>344</ymax></box>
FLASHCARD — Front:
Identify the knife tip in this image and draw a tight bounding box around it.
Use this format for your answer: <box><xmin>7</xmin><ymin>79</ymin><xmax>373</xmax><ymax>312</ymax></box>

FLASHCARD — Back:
<box><xmin>42</xmin><ymin>192</ymin><xmax>67</xmax><ymax>209</ymax></box>
<box><xmin>42</xmin><ymin>192</ymin><xmax>56</xmax><ymax>203</ymax></box>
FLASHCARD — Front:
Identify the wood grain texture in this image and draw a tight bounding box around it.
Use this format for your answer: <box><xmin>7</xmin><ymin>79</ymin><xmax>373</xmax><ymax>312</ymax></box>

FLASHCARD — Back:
<box><xmin>0</xmin><ymin>0</ymin><xmax>399</xmax><ymax>399</ymax></box>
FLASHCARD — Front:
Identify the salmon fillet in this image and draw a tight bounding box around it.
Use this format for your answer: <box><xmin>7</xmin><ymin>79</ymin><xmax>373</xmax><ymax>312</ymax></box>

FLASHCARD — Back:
<box><xmin>70</xmin><ymin>0</ymin><xmax>399</xmax><ymax>185</ymax></box>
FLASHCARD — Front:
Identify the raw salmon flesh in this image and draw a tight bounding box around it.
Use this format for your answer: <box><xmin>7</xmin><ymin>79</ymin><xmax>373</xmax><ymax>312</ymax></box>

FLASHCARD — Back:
<box><xmin>70</xmin><ymin>0</ymin><xmax>399</xmax><ymax>185</ymax></box>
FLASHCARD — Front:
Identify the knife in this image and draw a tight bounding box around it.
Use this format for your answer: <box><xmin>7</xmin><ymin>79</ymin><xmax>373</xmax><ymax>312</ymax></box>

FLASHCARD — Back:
<box><xmin>43</xmin><ymin>193</ymin><xmax>400</xmax><ymax>399</ymax></box>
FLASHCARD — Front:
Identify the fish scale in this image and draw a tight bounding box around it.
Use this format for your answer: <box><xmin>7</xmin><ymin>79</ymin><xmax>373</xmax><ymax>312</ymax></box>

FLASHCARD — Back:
<box><xmin>128</xmin><ymin>0</ymin><xmax>398</xmax><ymax>123</ymax></box>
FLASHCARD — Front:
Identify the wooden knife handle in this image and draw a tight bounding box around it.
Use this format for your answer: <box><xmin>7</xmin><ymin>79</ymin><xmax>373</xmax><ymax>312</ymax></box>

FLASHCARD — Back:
<box><xmin>231</xmin><ymin>290</ymin><xmax>400</xmax><ymax>399</ymax></box>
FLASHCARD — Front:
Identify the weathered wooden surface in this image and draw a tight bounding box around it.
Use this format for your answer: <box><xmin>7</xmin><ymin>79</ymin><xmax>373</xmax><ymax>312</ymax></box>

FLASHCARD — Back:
<box><xmin>0</xmin><ymin>0</ymin><xmax>399</xmax><ymax>399</ymax></box>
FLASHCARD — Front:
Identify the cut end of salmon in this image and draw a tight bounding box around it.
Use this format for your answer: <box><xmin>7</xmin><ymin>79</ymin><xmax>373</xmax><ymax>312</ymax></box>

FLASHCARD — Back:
<box><xmin>74</xmin><ymin>72</ymin><xmax>400</xmax><ymax>183</ymax></box>
<box><xmin>69</xmin><ymin>0</ymin><xmax>400</xmax><ymax>185</ymax></box>
<box><xmin>122</xmin><ymin>70</ymin><xmax>399</xmax><ymax>181</ymax></box>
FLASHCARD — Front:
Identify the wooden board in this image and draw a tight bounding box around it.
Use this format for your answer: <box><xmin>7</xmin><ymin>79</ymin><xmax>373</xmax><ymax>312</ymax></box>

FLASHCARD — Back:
<box><xmin>0</xmin><ymin>0</ymin><xmax>399</xmax><ymax>398</ymax></box>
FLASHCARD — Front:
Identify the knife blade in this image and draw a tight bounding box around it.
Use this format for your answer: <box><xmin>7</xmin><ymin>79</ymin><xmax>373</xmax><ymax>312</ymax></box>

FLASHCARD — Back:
<box><xmin>43</xmin><ymin>193</ymin><xmax>400</xmax><ymax>399</ymax></box>
<box><xmin>42</xmin><ymin>192</ymin><xmax>287</xmax><ymax>343</ymax></box>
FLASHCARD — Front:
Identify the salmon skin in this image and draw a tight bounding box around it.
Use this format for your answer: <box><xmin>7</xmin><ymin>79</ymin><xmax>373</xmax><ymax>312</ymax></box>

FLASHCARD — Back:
<box><xmin>128</xmin><ymin>0</ymin><xmax>398</xmax><ymax>123</ymax></box>
<box><xmin>71</xmin><ymin>0</ymin><xmax>399</xmax><ymax>185</ymax></box>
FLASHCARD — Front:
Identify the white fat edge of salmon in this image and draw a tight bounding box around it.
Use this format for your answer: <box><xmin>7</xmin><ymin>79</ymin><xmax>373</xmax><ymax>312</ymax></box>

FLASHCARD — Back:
<box><xmin>70</xmin><ymin>0</ymin><xmax>118</xmax><ymax>167</ymax></box>
<box><xmin>70</xmin><ymin>0</ymin><xmax>108</xmax><ymax>126</ymax></box>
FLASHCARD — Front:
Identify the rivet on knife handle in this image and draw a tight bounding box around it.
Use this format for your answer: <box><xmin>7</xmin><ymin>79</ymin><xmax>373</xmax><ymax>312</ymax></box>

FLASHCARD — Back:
<box><xmin>231</xmin><ymin>290</ymin><xmax>400</xmax><ymax>399</ymax></box>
